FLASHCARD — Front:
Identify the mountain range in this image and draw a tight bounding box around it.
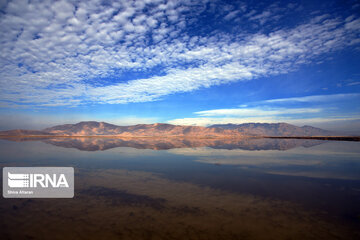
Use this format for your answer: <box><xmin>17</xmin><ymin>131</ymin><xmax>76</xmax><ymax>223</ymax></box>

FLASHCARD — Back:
<box><xmin>0</xmin><ymin>121</ymin><xmax>336</xmax><ymax>137</ymax></box>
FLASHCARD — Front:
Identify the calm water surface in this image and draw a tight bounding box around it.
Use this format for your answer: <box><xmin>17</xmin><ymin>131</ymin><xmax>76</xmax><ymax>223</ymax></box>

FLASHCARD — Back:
<box><xmin>0</xmin><ymin>137</ymin><xmax>359</xmax><ymax>240</ymax></box>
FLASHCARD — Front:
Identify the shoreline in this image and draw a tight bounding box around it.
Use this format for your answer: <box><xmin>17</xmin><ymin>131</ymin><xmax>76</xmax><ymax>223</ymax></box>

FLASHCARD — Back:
<box><xmin>0</xmin><ymin>135</ymin><xmax>359</xmax><ymax>141</ymax></box>
<box><xmin>263</xmin><ymin>136</ymin><xmax>360</xmax><ymax>141</ymax></box>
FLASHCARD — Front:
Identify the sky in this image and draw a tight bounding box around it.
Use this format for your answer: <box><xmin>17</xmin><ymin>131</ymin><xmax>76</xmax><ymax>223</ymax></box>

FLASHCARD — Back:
<box><xmin>0</xmin><ymin>0</ymin><xmax>360</xmax><ymax>132</ymax></box>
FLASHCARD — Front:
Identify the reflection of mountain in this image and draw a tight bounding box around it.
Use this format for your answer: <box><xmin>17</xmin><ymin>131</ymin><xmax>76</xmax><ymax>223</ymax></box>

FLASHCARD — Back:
<box><xmin>209</xmin><ymin>123</ymin><xmax>335</xmax><ymax>136</ymax></box>
<box><xmin>34</xmin><ymin>137</ymin><xmax>324</xmax><ymax>151</ymax></box>
<box><xmin>0</xmin><ymin>121</ymin><xmax>335</xmax><ymax>137</ymax></box>
<box><xmin>208</xmin><ymin>138</ymin><xmax>324</xmax><ymax>151</ymax></box>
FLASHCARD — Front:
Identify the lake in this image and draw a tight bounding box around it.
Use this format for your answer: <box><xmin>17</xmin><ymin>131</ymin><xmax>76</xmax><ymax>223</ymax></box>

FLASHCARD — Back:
<box><xmin>0</xmin><ymin>137</ymin><xmax>359</xmax><ymax>240</ymax></box>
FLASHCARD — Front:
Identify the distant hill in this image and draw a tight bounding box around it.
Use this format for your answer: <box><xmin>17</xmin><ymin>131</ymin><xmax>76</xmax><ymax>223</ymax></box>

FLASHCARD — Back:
<box><xmin>0</xmin><ymin>121</ymin><xmax>336</xmax><ymax>137</ymax></box>
<box><xmin>41</xmin><ymin>121</ymin><xmax>240</xmax><ymax>137</ymax></box>
<box><xmin>209</xmin><ymin>123</ymin><xmax>335</xmax><ymax>136</ymax></box>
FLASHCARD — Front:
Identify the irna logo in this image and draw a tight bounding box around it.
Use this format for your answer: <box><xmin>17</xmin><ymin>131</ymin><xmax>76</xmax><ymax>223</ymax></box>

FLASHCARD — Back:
<box><xmin>8</xmin><ymin>172</ymin><xmax>69</xmax><ymax>188</ymax></box>
<box><xmin>3</xmin><ymin>167</ymin><xmax>74</xmax><ymax>198</ymax></box>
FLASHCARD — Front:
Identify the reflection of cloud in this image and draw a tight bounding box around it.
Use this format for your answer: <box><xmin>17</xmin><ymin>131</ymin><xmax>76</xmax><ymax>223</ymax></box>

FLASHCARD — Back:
<box><xmin>168</xmin><ymin>141</ymin><xmax>360</xmax><ymax>180</ymax></box>
<box><xmin>1</xmin><ymin>162</ymin><xmax>357</xmax><ymax>238</ymax></box>
<box><xmin>265</xmin><ymin>170</ymin><xmax>358</xmax><ymax>180</ymax></box>
<box><xmin>169</xmin><ymin>147</ymin><xmax>323</xmax><ymax>166</ymax></box>
<box><xmin>4</xmin><ymin>167</ymin><xmax>350</xmax><ymax>239</ymax></box>
<box><xmin>194</xmin><ymin>154</ymin><xmax>322</xmax><ymax>166</ymax></box>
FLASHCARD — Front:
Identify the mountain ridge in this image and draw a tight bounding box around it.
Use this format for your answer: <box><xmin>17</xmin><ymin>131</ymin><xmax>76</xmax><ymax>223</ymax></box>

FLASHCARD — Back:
<box><xmin>0</xmin><ymin>121</ymin><xmax>338</xmax><ymax>137</ymax></box>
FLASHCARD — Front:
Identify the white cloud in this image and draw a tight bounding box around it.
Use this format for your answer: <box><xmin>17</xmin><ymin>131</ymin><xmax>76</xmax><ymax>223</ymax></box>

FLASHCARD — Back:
<box><xmin>195</xmin><ymin>108</ymin><xmax>321</xmax><ymax>117</ymax></box>
<box><xmin>109</xmin><ymin>116</ymin><xmax>158</xmax><ymax>126</ymax></box>
<box><xmin>347</xmin><ymin>82</ymin><xmax>360</xmax><ymax>86</ymax></box>
<box><xmin>0</xmin><ymin>0</ymin><xmax>359</xmax><ymax>107</ymax></box>
<box><xmin>167</xmin><ymin>94</ymin><xmax>360</xmax><ymax>129</ymax></box>
<box><xmin>264</xmin><ymin>93</ymin><xmax>360</xmax><ymax>103</ymax></box>
<box><xmin>168</xmin><ymin>117</ymin><xmax>281</xmax><ymax>126</ymax></box>
<box><xmin>167</xmin><ymin>116</ymin><xmax>360</xmax><ymax>127</ymax></box>
<box><xmin>88</xmin><ymin>62</ymin><xmax>254</xmax><ymax>103</ymax></box>
<box><xmin>224</xmin><ymin>10</ymin><xmax>239</xmax><ymax>21</ymax></box>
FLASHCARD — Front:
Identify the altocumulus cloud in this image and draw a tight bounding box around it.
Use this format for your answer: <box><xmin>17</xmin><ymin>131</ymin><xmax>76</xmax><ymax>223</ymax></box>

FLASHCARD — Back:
<box><xmin>0</xmin><ymin>0</ymin><xmax>359</xmax><ymax>107</ymax></box>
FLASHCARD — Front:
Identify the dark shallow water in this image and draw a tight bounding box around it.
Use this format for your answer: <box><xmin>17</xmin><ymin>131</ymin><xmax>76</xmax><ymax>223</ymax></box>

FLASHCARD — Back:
<box><xmin>0</xmin><ymin>137</ymin><xmax>359</xmax><ymax>240</ymax></box>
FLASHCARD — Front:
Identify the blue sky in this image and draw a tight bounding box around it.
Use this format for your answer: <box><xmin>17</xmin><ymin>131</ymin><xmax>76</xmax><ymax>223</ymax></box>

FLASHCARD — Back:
<box><xmin>0</xmin><ymin>0</ymin><xmax>360</xmax><ymax>132</ymax></box>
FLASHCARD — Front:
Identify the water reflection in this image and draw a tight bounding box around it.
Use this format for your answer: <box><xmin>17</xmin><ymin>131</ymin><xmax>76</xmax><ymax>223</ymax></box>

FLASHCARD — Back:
<box><xmin>0</xmin><ymin>138</ymin><xmax>359</xmax><ymax>239</ymax></box>
<box><xmin>1</xmin><ymin>136</ymin><xmax>323</xmax><ymax>151</ymax></box>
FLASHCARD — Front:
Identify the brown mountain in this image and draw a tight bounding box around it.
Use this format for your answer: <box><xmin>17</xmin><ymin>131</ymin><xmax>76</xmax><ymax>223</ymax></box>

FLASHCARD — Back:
<box><xmin>43</xmin><ymin>121</ymin><xmax>241</xmax><ymax>137</ymax></box>
<box><xmin>209</xmin><ymin>123</ymin><xmax>335</xmax><ymax>137</ymax></box>
<box><xmin>0</xmin><ymin>121</ymin><xmax>335</xmax><ymax>137</ymax></box>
